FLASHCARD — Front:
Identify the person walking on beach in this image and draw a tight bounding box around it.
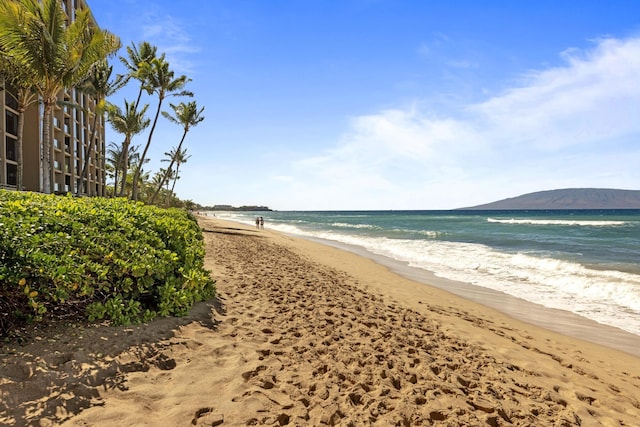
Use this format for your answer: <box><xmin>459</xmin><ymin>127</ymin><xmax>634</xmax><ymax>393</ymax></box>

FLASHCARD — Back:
<box><xmin>256</xmin><ymin>217</ymin><xmax>260</xmax><ymax>229</ymax></box>
<box><xmin>259</xmin><ymin>216</ymin><xmax>264</xmax><ymax>229</ymax></box>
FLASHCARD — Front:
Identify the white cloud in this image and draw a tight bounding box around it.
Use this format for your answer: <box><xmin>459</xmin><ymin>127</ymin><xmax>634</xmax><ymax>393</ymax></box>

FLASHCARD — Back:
<box><xmin>270</xmin><ymin>175</ymin><xmax>294</xmax><ymax>182</ymax></box>
<box><xmin>141</xmin><ymin>14</ymin><xmax>199</xmax><ymax>74</ymax></box>
<box><xmin>472</xmin><ymin>37</ymin><xmax>640</xmax><ymax>150</ymax></box>
<box><xmin>275</xmin><ymin>36</ymin><xmax>640</xmax><ymax>209</ymax></box>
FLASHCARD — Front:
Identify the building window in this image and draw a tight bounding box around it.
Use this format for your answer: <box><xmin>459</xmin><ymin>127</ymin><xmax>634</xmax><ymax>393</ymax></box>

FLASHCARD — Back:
<box><xmin>5</xmin><ymin>136</ymin><xmax>17</xmax><ymax>161</ymax></box>
<box><xmin>6</xmin><ymin>163</ymin><xmax>17</xmax><ymax>186</ymax></box>
<box><xmin>5</xmin><ymin>110</ymin><xmax>18</xmax><ymax>136</ymax></box>
<box><xmin>5</xmin><ymin>89</ymin><xmax>19</xmax><ymax>110</ymax></box>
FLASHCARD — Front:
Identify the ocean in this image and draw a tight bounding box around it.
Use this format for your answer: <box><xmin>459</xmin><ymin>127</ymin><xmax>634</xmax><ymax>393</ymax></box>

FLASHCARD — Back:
<box><xmin>210</xmin><ymin>210</ymin><xmax>640</xmax><ymax>338</ymax></box>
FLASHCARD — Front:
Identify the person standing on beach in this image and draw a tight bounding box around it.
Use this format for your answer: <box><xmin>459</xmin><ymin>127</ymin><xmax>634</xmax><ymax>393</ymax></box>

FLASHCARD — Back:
<box><xmin>256</xmin><ymin>217</ymin><xmax>260</xmax><ymax>229</ymax></box>
<box><xmin>259</xmin><ymin>217</ymin><xmax>264</xmax><ymax>229</ymax></box>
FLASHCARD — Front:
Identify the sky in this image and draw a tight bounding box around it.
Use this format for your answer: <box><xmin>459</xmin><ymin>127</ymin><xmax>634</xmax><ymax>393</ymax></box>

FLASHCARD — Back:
<box><xmin>87</xmin><ymin>0</ymin><xmax>640</xmax><ymax>210</ymax></box>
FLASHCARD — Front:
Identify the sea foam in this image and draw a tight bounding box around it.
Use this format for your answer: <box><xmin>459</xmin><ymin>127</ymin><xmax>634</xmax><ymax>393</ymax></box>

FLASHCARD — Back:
<box><xmin>488</xmin><ymin>218</ymin><xmax>627</xmax><ymax>226</ymax></box>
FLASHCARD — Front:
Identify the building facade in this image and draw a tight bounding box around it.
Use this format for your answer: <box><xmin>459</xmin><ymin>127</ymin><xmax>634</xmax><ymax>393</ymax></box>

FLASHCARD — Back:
<box><xmin>0</xmin><ymin>0</ymin><xmax>106</xmax><ymax>195</ymax></box>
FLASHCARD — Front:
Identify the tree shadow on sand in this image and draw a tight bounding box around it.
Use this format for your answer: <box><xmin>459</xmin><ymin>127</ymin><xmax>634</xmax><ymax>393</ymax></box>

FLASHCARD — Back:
<box><xmin>0</xmin><ymin>298</ymin><xmax>224</xmax><ymax>426</ymax></box>
<box><xmin>202</xmin><ymin>226</ymin><xmax>264</xmax><ymax>237</ymax></box>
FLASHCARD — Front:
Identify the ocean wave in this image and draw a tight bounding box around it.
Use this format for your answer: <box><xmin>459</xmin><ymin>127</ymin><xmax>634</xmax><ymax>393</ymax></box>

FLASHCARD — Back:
<box><xmin>330</xmin><ymin>222</ymin><xmax>378</xmax><ymax>229</ymax></box>
<box><xmin>417</xmin><ymin>230</ymin><xmax>439</xmax><ymax>238</ymax></box>
<box><xmin>487</xmin><ymin>218</ymin><xmax>626</xmax><ymax>226</ymax></box>
<box><xmin>377</xmin><ymin>239</ymin><xmax>640</xmax><ymax>335</ymax></box>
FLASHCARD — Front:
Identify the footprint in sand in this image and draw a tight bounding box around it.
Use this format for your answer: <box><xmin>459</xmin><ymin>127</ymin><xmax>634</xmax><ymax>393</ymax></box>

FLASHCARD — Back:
<box><xmin>191</xmin><ymin>407</ymin><xmax>223</xmax><ymax>426</ymax></box>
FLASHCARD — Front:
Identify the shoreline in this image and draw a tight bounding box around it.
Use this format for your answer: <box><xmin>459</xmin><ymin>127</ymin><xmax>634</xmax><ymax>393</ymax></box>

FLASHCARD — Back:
<box><xmin>211</xmin><ymin>211</ymin><xmax>640</xmax><ymax>357</ymax></box>
<box><xmin>300</xmin><ymin>234</ymin><xmax>640</xmax><ymax>358</ymax></box>
<box><xmin>2</xmin><ymin>215</ymin><xmax>639</xmax><ymax>426</ymax></box>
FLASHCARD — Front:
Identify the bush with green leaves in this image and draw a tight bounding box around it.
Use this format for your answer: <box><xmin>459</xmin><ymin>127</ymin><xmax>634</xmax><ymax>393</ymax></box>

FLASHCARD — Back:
<box><xmin>0</xmin><ymin>190</ymin><xmax>215</xmax><ymax>333</ymax></box>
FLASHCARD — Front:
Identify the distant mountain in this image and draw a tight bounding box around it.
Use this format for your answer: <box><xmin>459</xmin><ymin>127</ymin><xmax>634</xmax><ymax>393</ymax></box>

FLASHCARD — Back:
<box><xmin>459</xmin><ymin>188</ymin><xmax>640</xmax><ymax>210</ymax></box>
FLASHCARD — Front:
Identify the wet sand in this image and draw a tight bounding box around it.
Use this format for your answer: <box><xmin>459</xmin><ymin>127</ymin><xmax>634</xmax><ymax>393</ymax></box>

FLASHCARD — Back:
<box><xmin>311</xmin><ymin>236</ymin><xmax>640</xmax><ymax>358</ymax></box>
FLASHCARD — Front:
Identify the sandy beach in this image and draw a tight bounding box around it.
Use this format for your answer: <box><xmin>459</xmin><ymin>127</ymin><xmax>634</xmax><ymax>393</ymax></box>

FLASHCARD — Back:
<box><xmin>2</xmin><ymin>215</ymin><xmax>640</xmax><ymax>426</ymax></box>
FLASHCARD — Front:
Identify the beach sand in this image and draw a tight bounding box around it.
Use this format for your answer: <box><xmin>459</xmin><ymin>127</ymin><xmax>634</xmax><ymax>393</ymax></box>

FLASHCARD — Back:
<box><xmin>2</xmin><ymin>215</ymin><xmax>640</xmax><ymax>426</ymax></box>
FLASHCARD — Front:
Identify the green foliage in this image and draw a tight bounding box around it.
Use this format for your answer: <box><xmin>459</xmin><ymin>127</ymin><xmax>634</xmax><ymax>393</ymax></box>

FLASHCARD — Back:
<box><xmin>0</xmin><ymin>190</ymin><xmax>215</xmax><ymax>332</ymax></box>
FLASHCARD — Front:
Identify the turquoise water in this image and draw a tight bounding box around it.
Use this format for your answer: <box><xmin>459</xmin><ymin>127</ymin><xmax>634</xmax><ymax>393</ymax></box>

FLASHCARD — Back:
<box><xmin>213</xmin><ymin>210</ymin><xmax>640</xmax><ymax>336</ymax></box>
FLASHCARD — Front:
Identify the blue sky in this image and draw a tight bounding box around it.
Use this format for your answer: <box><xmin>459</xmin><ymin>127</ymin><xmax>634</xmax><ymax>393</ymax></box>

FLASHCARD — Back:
<box><xmin>88</xmin><ymin>0</ymin><xmax>640</xmax><ymax>210</ymax></box>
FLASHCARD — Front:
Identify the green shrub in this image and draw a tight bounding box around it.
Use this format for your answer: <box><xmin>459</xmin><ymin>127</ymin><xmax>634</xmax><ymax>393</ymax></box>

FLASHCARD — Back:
<box><xmin>0</xmin><ymin>190</ymin><xmax>215</xmax><ymax>332</ymax></box>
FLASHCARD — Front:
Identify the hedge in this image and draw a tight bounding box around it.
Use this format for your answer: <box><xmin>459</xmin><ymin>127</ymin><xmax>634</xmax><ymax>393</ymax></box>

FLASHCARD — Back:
<box><xmin>0</xmin><ymin>190</ymin><xmax>215</xmax><ymax>335</ymax></box>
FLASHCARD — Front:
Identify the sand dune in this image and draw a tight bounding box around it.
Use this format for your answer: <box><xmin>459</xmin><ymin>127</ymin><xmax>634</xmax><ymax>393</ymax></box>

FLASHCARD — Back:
<box><xmin>1</xmin><ymin>215</ymin><xmax>639</xmax><ymax>426</ymax></box>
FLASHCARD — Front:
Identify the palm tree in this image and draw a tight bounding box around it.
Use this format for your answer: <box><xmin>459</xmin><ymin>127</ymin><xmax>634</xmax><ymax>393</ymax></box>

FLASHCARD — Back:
<box><xmin>130</xmin><ymin>56</ymin><xmax>192</xmax><ymax>201</ymax></box>
<box><xmin>151</xmin><ymin>167</ymin><xmax>171</xmax><ymax>190</ymax></box>
<box><xmin>0</xmin><ymin>51</ymin><xmax>39</xmax><ymax>191</ymax></box>
<box><xmin>106</xmin><ymin>101</ymin><xmax>150</xmax><ymax>197</ymax></box>
<box><xmin>76</xmin><ymin>61</ymin><xmax>125</xmax><ymax>196</ymax></box>
<box><xmin>151</xmin><ymin>163</ymin><xmax>176</xmax><ymax>205</ymax></box>
<box><xmin>154</xmin><ymin>146</ymin><xmax>189</xmax><ymax>206</ymax></box>
<box><xmin>118</xmin><ymin>41</ymin><xmax>157</xmax><ymax>110</ymax></box>
<box><xmin>0</xmin><ymin>0</ymin><xmax>120</xmax><ymax>193</ymax></box>
<box><xmin>150</xmin><ymin>101</ymin><xmax>204</xmax><ymax>203</ymax></box>
<box><xmin>105</xmin><ymin>141</ymin><xmax>123</xmax><ymax>192</ymax></box>
<box><xmin>131</xmin><ymin>161</ymin><xmax>150</xmax><ymax>200</ymax></box>
<box><xmin>106</xmin><ymin>142</ymin><xmax>142</xmax><ymax>197</ymax></box>
<box><xmin>168</xmin><ymin>147</ymin><xmax>190</xmax><ymax>204</ymax></box>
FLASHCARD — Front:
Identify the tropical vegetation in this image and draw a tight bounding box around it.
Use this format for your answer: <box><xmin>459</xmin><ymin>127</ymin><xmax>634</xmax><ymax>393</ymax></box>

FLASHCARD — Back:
<box><xmin>0</xmin><ymin>0</ymin><xmax>120</xmax><ymax>194</ymax></box>
<box><xmin>0</xmin><ymin>190</ymin><xmax>215</xmax><ymax>337</ymax></box>
<box><xmin>129</xmin><ymin>54</ymin><xmax>193</xmax><ymax>201</ymax></box>
<box><xmin>75</xmin><ymin>61</ymin><xmax>126</xmax><ymax>196</ymax></box>
<box><xmin>0</xmin><ymin>47</ymin><xmax>39</xmax><ymax>191</ymax></box>
<box><xmin>106</xmin><ymin>100</ymin><xmax>151</xmax><ymax>197</ymax></box>
<box><xmin>151</xmin><ymin>101</ymin><xmax>204</xmax><ymax>203</ymax></box>
<box><xmin>0</xmin><ymin>1</ymin><xmax>204</xmax><ymax>206</ymax></box>
<box><xmin>0</xmin><ymin>1</ymin><xmax>212</xmax><ymax>339</ymax></box>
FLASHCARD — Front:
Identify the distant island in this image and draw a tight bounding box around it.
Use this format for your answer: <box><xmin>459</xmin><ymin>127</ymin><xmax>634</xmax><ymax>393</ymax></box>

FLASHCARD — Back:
<box><xmin>197</xmin><ymin>204</ymin><xmax>273</xmax><ymax>212</ymax></box>
<box><xmin>459</xmin><ymin>188</ymin><xmax>640</xmax><ymax>210</ymax></box>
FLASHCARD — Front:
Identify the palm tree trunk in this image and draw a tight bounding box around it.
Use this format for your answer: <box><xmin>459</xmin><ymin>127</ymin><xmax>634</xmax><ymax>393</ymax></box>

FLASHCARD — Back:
<box><xmin>118</xmin><ymin>139</ymin><xmax>130</xmax><ymax>197</ymax></box>
<box><xmin>77</xmin><ymin>112</ymin><xmax>98</xmax><ymax>196</ymax></box>
<box><xmin>165</xmin><ymin>173</ymin><xmax>172</xmax><ymax>207</ymax></box>
<box><xmin>113</xmin><ymin>164</ymin><xmax>119</xmax><ymax>196</ymax></box>
<box><xmin>100</xmin><ymin>134</ymin><xmax>107</xmax><ymax>197</ymax></box>
<box><xmin>133</xmin><ymin>86</ymin><xmax>145</xmax><ymax>112</ymax></box>
<box><xmin>112</xmin><ymin>146</ymin><xmax>121</xmax><ymax>196</ymax></box>
<box><xmin>150</xmin><ymin>129</ymin><xmax>187</xmax><ymax>203</ymax></box>
<box><xmin>41</xmin><ymin>103</ymin><xmax>53</xmax><ymax>193</ymax></box>
<box><xmin>16</xmin><ymin>106</ymin><xmax>25</xmax><ymax>191</ymax></box>
<box><xmin>170</xmin><ymin>162</ymin><xmax>180</xmax><ymax>195</ymax></box>
<box><xmin>131</xmin><ymin>100</ymin><xmax>163</xmax><ymax>200</ymax></box>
